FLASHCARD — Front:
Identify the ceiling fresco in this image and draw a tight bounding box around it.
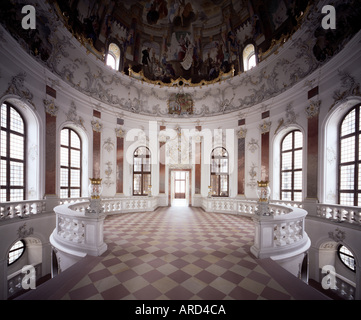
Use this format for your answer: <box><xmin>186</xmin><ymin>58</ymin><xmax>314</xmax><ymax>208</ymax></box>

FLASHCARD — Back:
<box><xmin>47</xmin><ymin>0</ymin><xmax>310</xmax><ymax>85</ymax></box>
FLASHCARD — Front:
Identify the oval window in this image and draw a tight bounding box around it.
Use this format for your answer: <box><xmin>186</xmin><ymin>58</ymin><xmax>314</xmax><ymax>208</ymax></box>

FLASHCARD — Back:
<box><xmin>338</xmin><ymin>245</ymin><xmax>356</xmax><ymax>272</ymax></box>
<box><xmin>8</xmin><ymin>240</ymin><xmax>25</xmax><ymax>265</ymax></box>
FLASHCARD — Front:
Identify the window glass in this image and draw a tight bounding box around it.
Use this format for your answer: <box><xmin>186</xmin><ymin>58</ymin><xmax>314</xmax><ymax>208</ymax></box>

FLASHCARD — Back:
<box><xmin>338</xmin><ymin>245</ymin><xmax>356</xmax><ymax>271</ymax></box>
<box><xmin>280</xmin><ymin>130</ymin><xmax>303</xmax><ymax>201</ymax></box>
<box><xmin>339</xmin><ymin>105</ymin><xmax>361</xmax><ymax>206</ymax></box>
<box><xmin>0</xmin><ymin>103</ymin><xmax>26</xmax><ymax>202</ymax></box>
<box><xmin>133</xmin><ymin>147</ymin><xmax>151</xmax><ymax>196</ymax></box>
<box><xmin>60</xmin><ymin>128</ymin><xmax>82</xmax><ymax>198</ymax></box>
<box><xmin>210</xmin><ymin>148</ymin><xmax>229</xmax><ymax>197</ymax></box>
<box><xmin>8</xmin><ymin>240</ymin><xmax>25</xmax><ymax>265</ymax></box>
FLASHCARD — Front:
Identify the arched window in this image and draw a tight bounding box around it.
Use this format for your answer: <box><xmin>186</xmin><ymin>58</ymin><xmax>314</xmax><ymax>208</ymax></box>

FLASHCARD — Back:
<box><xmin>280</xmin><ymin>130</ymin><xmax>303</xmax><ymax>201</ymax></box>
<box><xmin>106</xmin><ymin>43</ymin><xmax>121</xmax><ymax>71</ymax></box>
<box><xmin>338</xmin><ymin>105</ymin><xmax>361</xmax><ymax>206</ymax></box>
<box><xmin>0</xmin><ymin>102</ymin><xmax>26</xmax><ymax>202</ymax></box>
<box><xmin>60</xmin><ymin>128</ymin><xmax>82</xmax><ymax>198</ymax></box>
<box><xmin>133</xmin><ymin>147</ymin><xmax>151</xmax><ymax>196</ymax></box>
<box><xmin>8</xmin><ymin>240</ymin><xmax>25</xmax><ymax>265</ymax></box>
<box><xmin>243</xmin><ymin>44</ymin><xmax>256</xmax><ymax>71</ymax></box>
<box><xmin>338</xmin><ymin>244</ymin><xmax>356</xmax><ymax>272</ymax></box>
<box><xmin>210</xmin><ymin>147</ymin><xmax>229</xmax><ymax>197</ymax></box>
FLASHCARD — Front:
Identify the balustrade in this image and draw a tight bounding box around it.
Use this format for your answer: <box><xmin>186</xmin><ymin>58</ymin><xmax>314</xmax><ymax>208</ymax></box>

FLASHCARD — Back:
<box><xmin>0</xmin><ymin>200</ymin><xmax>46</xmax><ymax>220</ymax></box>
<box><xmin>316</xmin><ymin>204</ymin><xmax>361</xmax><ymax>225</ymax></box>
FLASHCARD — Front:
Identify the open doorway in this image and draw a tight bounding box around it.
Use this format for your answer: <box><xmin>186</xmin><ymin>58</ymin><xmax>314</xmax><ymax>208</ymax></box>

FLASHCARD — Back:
<box><xmin>170</xmin><ymin>170</ymin><xmax>191</xmax><ymax>206</ymax></box>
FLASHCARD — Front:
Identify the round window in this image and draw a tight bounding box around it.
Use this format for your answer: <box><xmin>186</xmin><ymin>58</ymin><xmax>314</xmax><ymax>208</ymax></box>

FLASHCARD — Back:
<box><xmin>338</xmin><ymin>245</ymin><xmax>356</xmax><ymax>272</ymax></box>
<box><xmin>8</xmin><ymin>240</ymin><xmax>25</xmax><ymax>265</ymax></box>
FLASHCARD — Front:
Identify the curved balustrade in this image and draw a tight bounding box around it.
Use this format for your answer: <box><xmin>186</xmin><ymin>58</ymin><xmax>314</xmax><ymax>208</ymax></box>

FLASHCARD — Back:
<box><xmin>202</xmin><ymin>197</ymin><xmax>310</xmax><ymax>262</ymax></box>
<box><xmin>50</xmin><ymin>201</ymin><xmax>108</xmax><ymax>259</ymax></box>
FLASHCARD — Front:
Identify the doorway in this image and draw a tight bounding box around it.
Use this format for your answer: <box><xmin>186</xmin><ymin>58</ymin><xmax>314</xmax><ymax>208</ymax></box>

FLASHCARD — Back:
<box><xmin>170</xmin><ymin>170</ymin><xmax>191</xmax><ymax>206</ymax></box>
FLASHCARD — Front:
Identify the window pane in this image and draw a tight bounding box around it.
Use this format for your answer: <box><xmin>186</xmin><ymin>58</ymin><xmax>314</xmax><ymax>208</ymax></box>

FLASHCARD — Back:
<box><xmin>10</xmin><ymin>189</ymin><xmax>23</xmax><ymax>202</ymax></box>
<box><xmin>143</xmin><ymin>158</ymin><xmax>151</xmax><ymax>172</ymax></box>
<box><xmin>10</xmin><ymin>134</ymin><xmax>24</xmax><ymax>160</ymax></box>
<box><xmin>211</xmin><ymin>175</ymin><xmax>219</xmax><ymax>196</ymax></box>
<box><xmin>340</xmin><ymin>192</ymin><xmax>354</xmax><ymax>206</ymax></box>
<box><xmin>1</xmin><ymin>104</ymin><xmax>7</xmax><ymax>128</ymax></box>
<box><xmin>220</xmin><ymin>159</ymin><xmax>228</xmax><ymax>173</ymax></box>
<box><xmin>0</xmin><ymin>189</ymin><xmax>6</xmax><ymax>202</ymax></box>
<box><xmin>282</xmin><ymin>192</ymin><xmax>291</xmax><ymax>201</ymax></box>
<box><xmin>10</xmin><ymin>162</ymin><xmax>24</xmax><ymax>186</ymax></box>
<box><xmin>60</xmin><ymin>147</ymin><xmax>68</xmax><ymax>166</ymax></box>
<box><xmin>248</xmin><ymin>54</ymin><xmax>256</xmax><ymax>69</ymax></box>
<box><xmin>340</xmin><ymin>165</ymin><xmax>354</xmax><ymax>190</ymax></box>
<box><xmin>60</xmin><ymin>168</ymin><xmax>69</xmax><ymax>187</ymax></box>
<box><xmin>61</xmin><ymin>129</ymin><xmax>69</xmax><ymax>146</ymax></box>
<box><xmin>70</xmin><ymin>149</ymin><xmax>81</xmax><ymax>168</ymax></box>
<box><xmin>294</xmin><ymin>171</ymin><xmax>302</xmax><ymax>190</ymax></box>
<box><xmin>293</xmin><ymin>192</ymin><xmax>302</xmax><ymax>202</ymax></box>
<box><xmin>106</xmin><ymin>54</ymin><xmax>116</xmax><ymax>70</ymax></box>
<box><xmin>10</xmin><ymin>107</ymin><xmax>24</xmax><ymax>134</ymax></box>
<box><xmin>134</xmin><ymin>158</ymin><xmax>142</xmax><ymax>172</ymax></box>
<box><xmin>0</xmin><ymin>130</ymin><xmax>6</xmax><ymax>157</ymax></box>
<box><xmin>60</xmin><ymin>189</ymin><xmax>68</xmax><ymax>198</ymax></box>
<box><xmin>294</xmin><ymin>150</ymin><xmax>303</xmax><ymax>169</ymax></box>
<box><xmin>8</xmin><ymin>241</ymin><xmax>25</xmax><ymax>265</ymax></box>
<box><xmin>341</xmin><ymin>109</ymin><xmax>356</xmax><ymax>136</ymax></box>
<box><xmin>133</xmin><ymin>174</ymin><xmax>142</xmax><ymax>195</ymax></box>
<box><xmin>0</xmin><ymin>159</ymin><xmax>6</xmax><ymax>185</ymax></box>
<box><xmin>340</xmin><ymin>136</ymin><xmax>355</xmax><ymax>163</ymax></box>
<box><xmin>282</xmin><ymin>134</ymin><xmax>292</xmax><ymax>151</ymax></box>
<box><xmin>70</xmin><ymin>169</ymin><xmax>80</xmax><ymax>187</ymax></box>
<box><xmin>143</xmin><ymin>174</ymin><xmax>151</xmax><ymax>194</ymax></box>
<box><xmin>70</xmin><ymin>189</ymin><xmax>80</xmax><ymax>198</ymax></box>
<box><xmin>282</xmin><ymin>152</ymin><xmax>292</xmax><ymax>170</ymax></box>
<box><xmin>220</xmin><ymin>175</ymin><xmax>228</xmax><ymax>196</ymax></box>
<box><xmin>211</xmin><ymin>159</ymin><xmax>218</xmax><ymax>173</ymax></box>
<box><xmin>70</xmin><ymin>131</ymin><xmax>80</xmax><ymax>149</ymax></box>
<box><xmin>281</xmin><ymin>171</ymin><xmax>292</xmax><ymax>190</ymax></box>
<box><xmin>294</xmin><ymin>131</ymin><xmax>303</xmax><ymax>148</ymax></box>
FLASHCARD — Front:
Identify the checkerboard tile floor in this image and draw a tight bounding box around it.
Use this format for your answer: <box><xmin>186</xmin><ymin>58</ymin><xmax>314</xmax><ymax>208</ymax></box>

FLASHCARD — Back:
<box><xmin>60</xmin><ymin>206</ymin><xmax>295</xmax><ymax>300</ymax></box>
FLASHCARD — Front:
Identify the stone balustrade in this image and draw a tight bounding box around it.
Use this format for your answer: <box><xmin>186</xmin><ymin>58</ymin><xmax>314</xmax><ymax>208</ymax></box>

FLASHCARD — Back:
<box><xmin>50</xmin><ymin>201</ymin><xmax>108</xmax><ymax>259</ymax></box>
<box><xmin>0</xmin><ymin>200</ymin><xmax>46</xmax><ymax>220</ymax></box>
<box><xmin>316</xmin><ymin>203</ymin><xmax>361</xmax><ymax>225</ymax></box>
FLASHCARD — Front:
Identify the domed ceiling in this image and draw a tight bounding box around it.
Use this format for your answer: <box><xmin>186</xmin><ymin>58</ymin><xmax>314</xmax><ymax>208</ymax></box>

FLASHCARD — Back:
<box><xmin>52</xmin><ymin>0</ymin><xmax>309</xmax><ymax>85</ymax></box>
<box><xmin>0</xmin><ymin>0</ymin><xmax>361</xmax><ymax>118</ymax></box>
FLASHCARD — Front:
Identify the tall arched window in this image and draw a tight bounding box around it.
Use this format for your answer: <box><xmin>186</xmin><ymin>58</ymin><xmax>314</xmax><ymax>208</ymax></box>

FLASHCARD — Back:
<box><xmin>133</xmin><ymin>147</ymin><xmax>151</xmax><ymax>196</ymax></box>
<box><xmin>243</xmin><ymin>44</ymin><xmax>256</xmax><ymax>71</ymax></box>
<box><xmin>60</xmin><ymin>128</ymin><xmax>82</xmax><ymax>198</ymax></box>
<box><xmin>106</xmin><ymin>43</ymin><xmax>121</xmax><ymax>71</ymax></box>
<box><xmin>210</xmin><ymin>147</ymin><xmax>229</xmax><ymax>197</ymax></box>
<box><xmin>0</xmin><ymin>102</ymin><xmax>26</xmax><ymax>202</ymax></box>
<box><xmin>338</xmin><ymin>104</ymin><xmax>361</xmax><ymax>206</ymax></box>
<box><xmin>280</xmin><ymin>130</ymin><xmax>303</xmax><ymax>201</ymax></box>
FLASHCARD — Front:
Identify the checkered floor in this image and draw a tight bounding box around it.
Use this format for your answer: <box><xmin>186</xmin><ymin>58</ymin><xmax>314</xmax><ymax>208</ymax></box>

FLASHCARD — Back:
<box><xmin>59</xmin><ymin>206</ymin><xmax>299</xmax><ymax>300</ymax></box>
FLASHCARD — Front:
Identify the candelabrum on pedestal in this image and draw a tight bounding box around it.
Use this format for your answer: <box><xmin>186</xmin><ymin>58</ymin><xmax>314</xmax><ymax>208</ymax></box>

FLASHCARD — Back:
<box><xmin>208</xmin><ymin>185</ymin><xmax>212</xmax><ymax>198</ymax></box>
<box><xmin>256</xmin><ymin>181</ymin><xmax>271</xmax><ymax>216</ymax></box>
<box><xmin>87</xmin><ymin>178</ymin><xmax>104</xmax><ymax>215</ymax></box>
<box><xmin>148</xmin><ymin>185</ymin><xmax>152</xmax><ymax>197</ymax></box>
